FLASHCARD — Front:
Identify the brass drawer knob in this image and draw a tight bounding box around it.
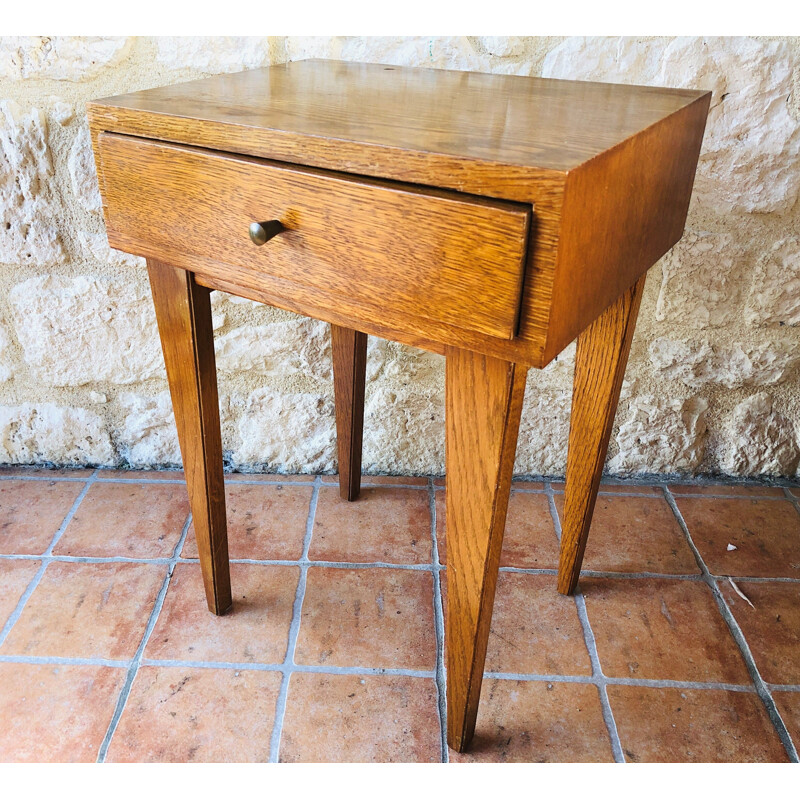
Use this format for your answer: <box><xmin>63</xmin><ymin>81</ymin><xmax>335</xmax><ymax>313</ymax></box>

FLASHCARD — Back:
<box><xmin>249</xmin><ymin>220</ymin><xmax>284</xmax><ymax>246</ymax></box>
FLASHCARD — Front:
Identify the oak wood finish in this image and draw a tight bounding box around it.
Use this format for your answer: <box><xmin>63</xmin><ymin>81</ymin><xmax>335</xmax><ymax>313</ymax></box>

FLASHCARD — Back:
<box><xmin>543</xmin><ymin>96</ymin><xmax>710</xmax><ymax>363</ymax></box>
<box><xmin>147</xmin><ymin>260</ymin><xmax>232</xmax><ymax>615</ymax></box>
<box><xmin>331</xmin><ymin>325</ymin><xmax>368</xmax><ymax>501</ymax></box>
<box><xmin>557</xmin><ymin>274</ymin><xmax>647</xmax><ymax>596</ymax></box>
<box><xmin>97</xmin><ymin>132</ymin><xmax>531</xmax><ymax>342</ymax></box>
<box><xmin>89</xmin><ymin>59</ymin><xmax>710</xmax><ymax>370</ymax></box>
<box><xmin>87</xmin><ymin>60</ymin><xmax>711</xmax><ymax>755</ymax></box>
<box><xmin>445</xmin><ymin>347</ymin><xmax>528</xmax><ymax>752</ymax></box>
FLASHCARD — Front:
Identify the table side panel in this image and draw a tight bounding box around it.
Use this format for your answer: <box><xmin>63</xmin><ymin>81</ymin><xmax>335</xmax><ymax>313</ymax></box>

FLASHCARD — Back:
<box><xmin>96</xmin><ymin>132</ymin><xmax>531</xmax><ymax>342</ymax></box>
<box><xmin>542</xmin><ymin>92</ymin><xmax>711</xmax><ymax>363</ymax></box>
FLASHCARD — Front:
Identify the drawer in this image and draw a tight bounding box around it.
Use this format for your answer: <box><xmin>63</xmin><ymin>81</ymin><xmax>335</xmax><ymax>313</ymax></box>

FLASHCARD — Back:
<box><xmin>96</xmin><ymin>133</ymin><xmax>531</xmax><ymax>340</ymax></box>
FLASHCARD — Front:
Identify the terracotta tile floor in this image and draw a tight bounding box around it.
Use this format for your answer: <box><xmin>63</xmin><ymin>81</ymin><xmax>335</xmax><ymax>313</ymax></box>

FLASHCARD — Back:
<box><xmin>0</xmin><ymin>467</ymin><xmax>798</xmax><ymax>763</ymax></box>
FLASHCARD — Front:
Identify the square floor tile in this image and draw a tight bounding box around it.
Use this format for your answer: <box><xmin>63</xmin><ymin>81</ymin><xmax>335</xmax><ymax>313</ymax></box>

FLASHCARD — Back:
<box><xmin>182</xmin><ymin>483</ymin><xmax>311</xmax><ymax>561</ymax></box>
<box><xmin>295</xmin><ymin>567</ymin><xmax>436</xmax><ymax>670</ymax></box>
<box><xmin>0</xmin><ymin>663</ymin><xmax>126</xmax><ymax>762</ymax></box>
<box><xmin>96</xmin><ymin>469</ymin><xmax>185</xmax><ymax>482</ymax></box>
<box><xmin>484</xmin><ymin>573</ymin><xmax>591</xmax><ymax>676</ymax></box>
<box><xmin>0</xmin><ymin>559</ymin><xmax>40</xmax><ymax>628</ymax></box>
<box><xmin>450</xmin><ymin>679</ymin><xmax>614</xmax><ymax>762</ymax></box>
<box><xmin>675</xmin><ymin>497</ymin><xmax>800</xmax><ymax>578</ymax></box>
<box><xmin>54</xmin><ymin>483</ymin><xmax>189</xmax><ymax>559</ymax></box>
<box><xmin>511</xmin><ymin>480</ymin><xmax>545</xmax><ymax>491</ymax></box>
<box><xmin>226</xmin><ymin>472</ymin><xmax>314</xmax><ymax>482</ymax></box>
<box><xmin>321</xmin><ymin>475</ymin><xmax>428</xmax><ymax>487</ymax></box>
<box><xmin>582</xmin><ymin>578</ymin><xmax>750</xmax><ymax>683</ymax></box>
<box><xmin>310</xmin><ymin>487</ymin><xmax>431</xmax><ymax>564</ymax></box>
<box><xmin>106</xmin><ymin>667</ymin><xmax>281</xmax><ymax>762</ymax></box>
<box><xmin>553</xmin><ymin>494</ymin><xmax>699</xmax><ymax>575</ymax></box>
<box><xmin>437</xmin><ymin>491</ymin><xmax>560</xmax><ymax>569</ymax></box>
<box><xmin>0</xmin><ymin>480</ymin><xmax>84</xmax><ymax>555</ymax></box>
<box><xmin>279</xmin><ymin>673</ymin><xmax>440</xmax><ymax>762</ymax></box>
<box><xmin>608</xmin><ymin>686</ymin><xmax>788</xmax><ymax>762</ymax></box>
<box><xmin>670</xmin><ymin>483</ymin><xmax>785</xmax><ymax>498</ymax></box>
<box><xmin>0</xmin><ymin>467</ymin><xmax>94</xmax><ymax>479</ymax></box>
<box><xmin>773</xmin><ymin>691</ymin><xmax>800</xmax><ymax>746</ymax></box>
<box><xmin>145</xmin><ymin>563</ymin><xmax>298</xmax><ymax>664</ymax></box>
<box><xmin>720</xmin><ymin>579</ymin><xmax>800</xmax><ymax>685</ymax></box>
<box><xmin>1</xmin><ymin>561</ymin><xmax>165</xmax><ymax>660</ymax></box>
<box><xmin>551</xmin><ymin>482</ymin><xmax>660</xmax><ymax>495</ymax></box>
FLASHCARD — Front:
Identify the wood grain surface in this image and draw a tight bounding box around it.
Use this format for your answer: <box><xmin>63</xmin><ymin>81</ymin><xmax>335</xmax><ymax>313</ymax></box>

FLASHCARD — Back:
<box><xmin>331</xmin><ymin>325</ymin><xmax>368</xmax><ymax>501</ymax></box>
<box><xmin>543</xmin><ymin>92</ymin><xmax>711</xmax><ymax>363</ymax></box>
<box><xmin>88</xmin><ymin>59</ymin><xmax>707</xmax><ymax>181</ymax></box>
<box><xmin>147</xmin><ymin>260</ymin><xmax>232</xmax><ymax>614</ymax></box>
<box><xmin>445</xmin><ymin>347</ymin><xmax>528</xmax><ymax>751</ymax></box>
<box><xmin>557</xmin><ymin>274</ymin><xmax>647</xmax><ymax>595</ymax></box>
<box><xmin>86</xmin><ymin>61</ymin><xmax>714</xmax><ymax>755</ymax></box>
<box><xmin>89</xmin><ymin>60</ymin><xmax>710</xmax><ymax>370</ymax></box>
<box><xmin>97</xmin><ymin>132</ymin><xmax>531</xmax><ymax>342</ymax></box>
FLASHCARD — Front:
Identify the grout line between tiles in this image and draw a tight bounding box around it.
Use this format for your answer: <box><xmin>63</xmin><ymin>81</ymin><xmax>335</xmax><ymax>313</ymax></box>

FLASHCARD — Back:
<box><xmin>784</xmin><ymin>487</ymin><xmax>800</xmax><ymax>518</ymax></box>
<box><xmin>545</xmin><ymin>480</ymin><xmax>626</xmax><ymax>763</ymax></box>
<box><xmin>0</xmin><ymin>654</ymin><xmax>131</xmax><ymax>668</ymax></box>
<box><xmin>428</xmin><ymin>478</ymin><xmax>448</xmax><ymax>763</ymax></box>
<box><xmin>268</xmin><ymin>475</ymin><xmax>321</xmax><ymax>763</ymax></box>
<box><xmin>1</xmin><ymin>649</ymin><xmax>770</xmax><ymax>690</ymax></box>
<box><xmin>4</xmin><ymin>550</ymin><xmax>798</xmax><ymax>585</ymax></box>
<box><xmin>139</xmin><ymin>660</ymin><xmax>436</xmax><ymax>678</ymax></box>
<box><xmin>95</xmin><ymin>512</ymin><xmax>192</xmax><ymax>763</ymax></box>
<box><xmin>0</xmin><ymin>475</ymin><xmax>92</xmax><ymax>482</ymax></box>
<box><xmin>220</xmin><ymin>558</ymin><xmax>438</xmax><ymax>571</ymax></box>
<box><xmin>0</xmin><ymin>554</ymin><xmax>173</xmax><ymax>565</ymax></box>
<box><xmin>663</xmin><ymin>486</ymin><xmax>799</xmax><ymax>763</ymax></box>
<box><xmin>0</xmin><ymin>469</ymin><xmax>99</xmax><ymax>650</ymax></box>
<box><xmin>3</xmin><ymin>549</ymin><xmax>798</xmax><ymax>586</ymax></box>
<box><xmin>4</xmin><ymin>470</ymin><xmax>798</xmax><ymax>762</ymax></box>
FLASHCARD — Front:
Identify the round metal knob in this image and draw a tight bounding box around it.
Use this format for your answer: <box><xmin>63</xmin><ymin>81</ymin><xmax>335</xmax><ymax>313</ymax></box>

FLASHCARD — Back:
<box><xmin>249</xmin><ymin>220</ymin><xmax>284</xmax><ymax>246</ymax></box>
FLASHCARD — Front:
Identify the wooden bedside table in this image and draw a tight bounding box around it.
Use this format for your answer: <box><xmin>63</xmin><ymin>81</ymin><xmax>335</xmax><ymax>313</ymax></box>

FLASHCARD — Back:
<box><xmin>88</xmin><ymin>59</ymin><xmax>710</xmax><ymax>753</ymax></box>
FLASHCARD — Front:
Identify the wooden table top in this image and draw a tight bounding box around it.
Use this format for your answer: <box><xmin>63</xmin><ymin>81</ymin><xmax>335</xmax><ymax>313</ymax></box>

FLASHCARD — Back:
<box><xmin>89</xmin><ymin>59</ymin><xmax>708</xmax><ymax>179</ymax></box>
<box><xmin>89</xmin><ymin>58</ymin><xmax>710</xmax><ymax>369</ymax></box>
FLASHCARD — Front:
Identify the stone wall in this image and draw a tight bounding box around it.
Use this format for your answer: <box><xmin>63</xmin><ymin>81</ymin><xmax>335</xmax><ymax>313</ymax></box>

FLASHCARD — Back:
<box><xmin>0</xmin><ymin>36</ymin><xmax>798</xmax><ymax>477</ymax></box>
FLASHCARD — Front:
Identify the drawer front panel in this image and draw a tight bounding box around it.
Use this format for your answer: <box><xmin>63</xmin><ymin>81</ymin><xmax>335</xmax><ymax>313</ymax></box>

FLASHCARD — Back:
<box><xmin>97</xmin><ymin>133</ymin><xmax>530</xmax><ymax>340</ymax></box>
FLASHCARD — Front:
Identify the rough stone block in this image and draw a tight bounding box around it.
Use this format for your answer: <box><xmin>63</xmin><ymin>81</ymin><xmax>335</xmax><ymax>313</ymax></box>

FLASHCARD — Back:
<box><xmin>655</xmin><ymin>231</ymin><xmax>741</xmax><ymax>329</ymax></box>
<box><xmin>363</xmin><ymin>384</ymin><xmax>445</xmax><ymax>475</ymax></box>
<box><xmin>745</xmin><ymin>237</ymin><xmax>800</xmax><ymax>327</ymax></box>
<box><xmin>0</xmin><ymin>100</ymin><xmax>65</xmax><ymax>266</ymax></box>
<box><xmin>514</xmin><ymin>386</ymin><xmax>572</xmax><ymax>475</ymax></box>
<box><xmin>0</xmin><ymin>403</ymin><xmax>114</xmax><ymax>465</ymax></box>
<box><xmin>68</xmin><ymin>127</ymin><xmax>103</xmax><ymax>213</ymax></box>
<box><xmin>232</xmin><ymin>388</ymin><xmax>336</xmax><ymax>473</ymax></box>
<box><xmin>722</xmin><ymin>393</ymin><xmax>799</xmax><ymax>476</ymax></box>
<box><xmin>0</xmin><ymin>37</ymin><xmax>131</xmax><ymax>81</ymax></box>
<box><xmin>0</xmin><ymin>320</ymin><xmax>12</xmax><ymax>382</ymax></box>
<box><xmin>155</xmin><ymin>37</ymin><xmax>271</xmax><ymax>73</ymax></box>
<box><xmin>610</xmin><ymin>395</ymin><xmax>708</xmax><ymax>474</ymax></box>
<box><xmin>649</xmin><ymin>338</ymin><xmax>800</xmax><ymax>388</ymax></box>
<box><xmin>118</xmin><ymin>392</ymin><xmax>181</xmax><ymax>467</ymax></box>
<box><xmin>78</xmin><ymin>230</ymin><xmax>145</xmax><ymax>268</ymax></box>
<box><xmin>47</xmin><ymin>98</ymin><xmax>74</xmax><ymax>126</ymax></box>
<box><xmin>214</xmin><ymin>318</ymin><xmax>331</xmax><ymax>382</ymax></box>
<box><xmin>10</xmin><ymin>275</ymin><xmax>164</xmax><ymax>387</ymax></box>
<box><xmin>542</xmin><ymin>36</ymin><xmax>800</xmax><ymax>213</ymax></box>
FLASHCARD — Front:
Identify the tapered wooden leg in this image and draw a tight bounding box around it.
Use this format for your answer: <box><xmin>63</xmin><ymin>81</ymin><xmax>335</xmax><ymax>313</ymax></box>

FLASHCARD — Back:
<box><xmin>445</xmin><ymin>346</ymin><xmax>527</xmax><ymax>752</ymax></box>
<box><xmin>331</xmin><ymin>325</ymin><xmax>368</xmax><ymax>501</ymax></box>
<box><xmin>147</xmin><ymin>260</ymin><xmax>232</xmax><ymax>615</ymax></box>
<box><xmin>557</xmin><ymin>275</ymin><xmax>647</xmax><ymax>596</ymax></box>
